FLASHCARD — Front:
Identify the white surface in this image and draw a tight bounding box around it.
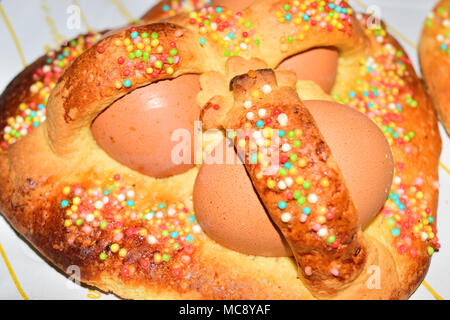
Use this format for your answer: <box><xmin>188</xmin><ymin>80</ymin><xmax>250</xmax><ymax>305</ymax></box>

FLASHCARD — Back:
<box><xmin>0</xmin><ymin>0</ymin><xmax>448</xmax><ymax>300</ymax></box>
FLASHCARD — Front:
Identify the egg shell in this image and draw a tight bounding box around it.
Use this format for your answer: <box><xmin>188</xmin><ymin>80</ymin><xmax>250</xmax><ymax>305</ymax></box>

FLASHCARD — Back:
<box><xmin>304</xmin><ymin>100</ymin><xmax>394</xmax><ymax>228</ymax></box>
<box><xmin>91</xmin><ymin>74</ymin><xmax>201</xmax><ymax>178</ymax></box>
<box><xmin>194</xmin><ymin>138</ymin><xmax>292</xmax><ymax>257</ymax></box>
<box><xmin>277</xmin><ymin>47</ymin><xmax>339</xmax><ymax>93</ymax></box>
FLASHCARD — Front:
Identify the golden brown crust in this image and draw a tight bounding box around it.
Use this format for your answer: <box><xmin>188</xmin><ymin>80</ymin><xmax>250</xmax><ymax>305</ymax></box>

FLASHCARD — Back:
<box><xmin>419</xmin><ymin>0</ymin><xmax>450</xmax><ymax>136</ymax></box>
<box><xmin>0</xmin><ymin>0</ymin><xmax>442</xmax><ymax>299</ymax></box>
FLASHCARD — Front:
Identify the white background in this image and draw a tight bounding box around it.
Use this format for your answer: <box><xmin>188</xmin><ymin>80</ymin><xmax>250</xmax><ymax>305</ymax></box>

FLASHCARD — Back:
<box><xmin>0</xmin><ymin>0</ymin><xmax>448</xmax><ymax>300</ymax></box>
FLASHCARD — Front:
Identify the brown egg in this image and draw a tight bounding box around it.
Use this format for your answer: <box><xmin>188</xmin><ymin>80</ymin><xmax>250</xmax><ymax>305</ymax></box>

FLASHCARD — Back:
<box><xmin>194</xmin><ymin>138</ymin><xmax>292</xmax><ymax>257</ymax></box>
<box><xmin>277</xmin><ymin>48</ymin><xmax>339</xmax><ymax>93</ymax></box>
<box><xmin>91</xmin><ymin>74</ymin><xmax>201</xmax><ymax>178</ymax></box>
<box><xmin>194</xmin><ymin>100</ymin><xmax>393</xmax><ymax>256</ymax></box>
<box><xmin>304</xmin><ymin>100</ymin><xmax>394</xmax><ymax>228</ymax></box>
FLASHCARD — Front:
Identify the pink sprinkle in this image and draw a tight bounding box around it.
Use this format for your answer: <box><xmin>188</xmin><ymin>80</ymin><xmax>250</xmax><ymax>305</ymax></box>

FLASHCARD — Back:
<box><xmin>312</xmin><ymin>224</ymin><xmax>321</xmax><ymax>232</ymax></box>
<box><xmin>416</xmin><ymin>177</ymin><xmax>424</xmax><ymax>185</ymax></box>
<box><xmin>305</xmin><ymin>266</ymin><xmax>312</xmax><ymax>276</ymax></box>
<box><xmin>330</xmin><ymin>268</ymin><xmax>339</xmax><ymax>276</ymax></box>
<box><xmin>114</xmin><ymin>233</ymin><xmax>123</xmax><ymax>241</ymax></box>
<box><xmin>300</xmin><ymin>214</ymin><xmax>307</xmax><ymax>223</ymax></box>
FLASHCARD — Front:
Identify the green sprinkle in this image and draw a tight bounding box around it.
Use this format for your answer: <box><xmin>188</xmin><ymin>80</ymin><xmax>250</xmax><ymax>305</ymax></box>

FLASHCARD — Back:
<box><xmin>99</xmin><ymin>252</ymin><xmax>106</xmax><ymax>260</ymax></box>
<box><xmin>297</xmin><ymin>196</ymin><xmax>306</xmax><ymax>205</ymax></box>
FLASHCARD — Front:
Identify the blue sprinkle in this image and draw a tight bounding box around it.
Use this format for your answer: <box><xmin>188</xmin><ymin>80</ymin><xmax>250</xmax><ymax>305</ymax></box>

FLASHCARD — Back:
<box><xmin>33</xmin><ymin>122</ymin><xmax>39</xmax><ymax>128</ymax></box>
<box><xmin>162</xmin><ymin>4</ymin><xmax>170</xmax><ymax>12</ymax></box>
<box><xmin>103</xmin><ymin>190</ymin><xmax>110</xmax><ymax>195</ymax></box>
<box><xmin>126</xmin><ymin>200</ymin><xmax>134</xmax><ymax>207</ymax></box>
<box><xmin>158</xmin><ymin>203</ymin><xmax>166</xmax><ymax>208</ymax></box>
<box><xmin>392</xmin><ymin>228</ymin><xmax>401</xmax><ymax>237</ymax></box>
<box><xmin>61</xmin><ymin>200</ymin><xmax>69</xmax><ymax>208</ymax></box>
<box><xmin>216</xmin><ymin>6</ymin><xmax>223</xmax><ymax>14</ymax></box>
<box><xmin>278</xmin><ymin>130</ymin><xmax>285</xmax><ymax>137</ymax></box>
<box><xmin>256</xmin><ymin>120</ymin><xmax>264</xmax><ymax>128</ymax></box>
<box><xmin>130</xmin><ymin>31</ymin><xmax>139</xmax><ymax>39</ymax></box>
<box><xmin>285</xmin><ymin>14</ymin><xmax>292</xmax><ymax>21</ymax></box>
<box><xmin>37</xmin><ymin>104</ymin><xmax>45</xmax><ymax>110</ymax></box>
<box><xmin>278</xmin><ymin>201</ymin><xmax>287</xmax><ymax>210</ymax></box>
<box><xmin>171</xmin><ymin>231</ymin><xmax>178</xmax><ymax>239</ymax></box>
<box><xmin>284</xmin><ymin>162</ymin><xmax>292</xmax><ymax>169</ymax></box>
<box><xmin>250</xmin><ymin>153</ymin><xmax>258</xmax><ymax>164</ymax></box>
<box><xmin>186</xmin><ymin>235</ymin><xmax>193</xmax><ymax>243</ymax></box>
<box><xmin>428</xmin><ymin>217</ymin><xmax>434</xmax><ymax>223</ymax></box>
<box><xmin>188</xmin><ymin>216</ymin><xmax>196</xmax><ymax>223</ymax></box>
<box><xmin>349</xmin><ymin>91</ymin><xmax>356</xmax><ymax>98</ymax></box>
<box><xmin>228</xmin><ymin>32</ymin><xmax>235</xmax><ymax>39</ymax></box>
<box><xmin>302</xmin><ymin>207</ymin><xmax>311</xmax><ymax>215</ymax></box>
<box><xmin>123</xmin><ymin>79</ymin><xmax>131</xmax><ymax>87</ymax></box>
<box><xmin>303</xmin><ymin>14</ymin><xmax>309</xmax><ymax>21</ymax></box>
<box><xmin>441</xmin><ymin>43</ymin><xmax>447</xmax><ymax>50</ymax></box>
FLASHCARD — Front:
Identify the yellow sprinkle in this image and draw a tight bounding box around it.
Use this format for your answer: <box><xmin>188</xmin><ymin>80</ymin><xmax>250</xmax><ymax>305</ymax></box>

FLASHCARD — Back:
<box><xmin>63</xmin><ymin>186</ymin><xmax>71</xmax><ymax>195</ymax></box>
<box><xmin>118</xmin><ymin>248</ymin><xmax>127</xmax><ymax>258</ymax></box>
<box><xmin>166</xmin><ymin>67</ymin><xmax>174</xmax><ymax>75</ymax></box>
<box><xmin>320</xmin><ymin>178</ymin><xmax>330</xmax><ymax>187</ymax></box>
<box><xmin>110</xmin><ymin>244</ymin><xmax>119</xmax><ymax>253</ymax></box>
<box><xmin>72</xmin><ymin>197</ymin><xmax>81</xmax><ymax>205</ymax></box>
<box><xmin>296</xmin><ymin>176</ymin><xmax>305</xmax><ymax>185</ymax></box>
<box><xmin>298</xmin><ymin>158</ymin><xmax>308</xmax><ymax>168</ymax></box>
<box><xmin>251</xmin><ymin>90</ymin><xmax>260</xmax><ymax>98</ymax></box>
<box><xmin>153</xmin><ymin>253</ymin><xmax>162</xmax><ymax>264</ymax></box>
<box><xmin>267</xmin><ymin>179</ymin><xmax>276</xmax><ymax>189</ymax></box>
<box><xmin>64</xmin><ymin>219</ymin><xmax>72</xmax><ymax>227</ymax></box>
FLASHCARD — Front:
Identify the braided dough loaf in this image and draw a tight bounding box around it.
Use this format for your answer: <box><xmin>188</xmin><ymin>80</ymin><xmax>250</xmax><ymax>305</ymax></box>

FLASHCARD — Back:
<box><xmin>0</xmin><ymin>0</ymin><xmax>442</xmax><ymax>299</ymax></box>
<box><xmin>420</xmin><ymin>0</ymin><xmax>450</xmax><ymax>135</ymax></box>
